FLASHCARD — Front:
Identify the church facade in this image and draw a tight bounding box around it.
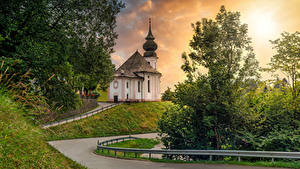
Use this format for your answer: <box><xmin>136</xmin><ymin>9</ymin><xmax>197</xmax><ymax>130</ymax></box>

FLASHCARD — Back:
<box><xmin>107</xmin><ymin>19</ymin><xmax>161</xmax><ymax>102</ymax></box>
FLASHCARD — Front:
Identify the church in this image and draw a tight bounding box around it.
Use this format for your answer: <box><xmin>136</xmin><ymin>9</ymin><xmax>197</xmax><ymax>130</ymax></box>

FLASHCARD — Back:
<box><xmin>107</xmin><ymin>19</ymin><xmax>162</xmax><ymax>102</ymax></box>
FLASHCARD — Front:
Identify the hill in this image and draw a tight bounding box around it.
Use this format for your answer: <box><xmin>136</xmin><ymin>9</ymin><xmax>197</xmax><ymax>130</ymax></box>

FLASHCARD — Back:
<box><xmin>0</xmin><ymin>91</ymin><xmax>85</xmax><ymax>169</ymax></box>
<box><xmin>44</xmin><ymin>102</ymin><xmax>172</xmax><ymax>140</ymax></box>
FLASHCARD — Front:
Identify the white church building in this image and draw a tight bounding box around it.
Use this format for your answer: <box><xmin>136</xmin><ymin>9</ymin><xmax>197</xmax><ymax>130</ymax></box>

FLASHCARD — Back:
<box><xmin>107</xmin><ymin>19</ymin><xmax>162</xmax><ymax>102</ymax></box>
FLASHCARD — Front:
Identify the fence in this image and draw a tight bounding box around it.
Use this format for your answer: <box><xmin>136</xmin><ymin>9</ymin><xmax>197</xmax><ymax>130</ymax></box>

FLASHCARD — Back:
<box><xmin>97</xmin><ymin>136</ymin><xmax>300</xmax><ymax>162</ymax></box>
<box><xmin>42</xmin><ymin>103</ymin><xmax>121</xmax><ymax>128</ymax></box>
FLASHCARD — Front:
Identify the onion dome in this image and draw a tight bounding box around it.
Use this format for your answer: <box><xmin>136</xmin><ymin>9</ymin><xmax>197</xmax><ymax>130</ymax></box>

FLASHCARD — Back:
<box><xmin>143</xmin><ymin>18</ymin><xmax>157</xmax><ymax>57</ymax></box>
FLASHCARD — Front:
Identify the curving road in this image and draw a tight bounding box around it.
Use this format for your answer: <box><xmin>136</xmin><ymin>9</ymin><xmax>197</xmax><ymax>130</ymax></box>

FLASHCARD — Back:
<box><xmin>48</xmin><ymin>133</ymin><xmax>287</xmax><ymax>169</ymax></box>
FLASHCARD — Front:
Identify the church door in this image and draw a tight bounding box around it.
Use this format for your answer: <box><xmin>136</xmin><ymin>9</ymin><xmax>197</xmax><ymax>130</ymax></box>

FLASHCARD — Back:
<box><xmin>114</xmin><ymin>95</ymin><xmax>118</xmax><ymax>103</ymax></box>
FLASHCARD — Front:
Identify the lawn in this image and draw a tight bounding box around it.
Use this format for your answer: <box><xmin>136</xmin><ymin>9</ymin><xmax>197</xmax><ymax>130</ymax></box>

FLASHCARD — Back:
<box><xmin>0</xmin><ymin>90</ymin><xmax>86</xmax><ymax>169</ymax></box>
<box><xmin>44</xmin><ymin>101</ymin><xmax>172</xmax><ymax>140</ymax></box>
<box><xmin>97</xmin><ymin>90</ymin><xmax>108</xmax><ymax>102</ymax></box>
<box><xmin>95</xmin><ymin>138</ymin><xmax>159</xmax><ymax>158</ymax></box>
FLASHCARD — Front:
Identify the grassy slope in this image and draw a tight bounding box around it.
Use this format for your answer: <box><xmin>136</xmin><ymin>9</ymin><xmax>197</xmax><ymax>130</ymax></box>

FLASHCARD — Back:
<box><xmin>95</xmin><ymin>138</ymin><xmax>159</xmax><ymax>158</ymax></box>
<box><xmin>0</xmin><ymin>92</ymin><xmax>85</xmax><ymax>169</ymax></box>
<box><xmin>109</xmin><ymin>138</ymin><xmax>160</xmax><ymax>149</ymax></box>
<box><xmin>45</xmin><ymin>102</ymin><xmax>172</xmax><ymax>140</ymax></box>
<box><xmin>97</xmin><ymin>90</ymin><xmax>108</xmax><ymax>102</ymax></box>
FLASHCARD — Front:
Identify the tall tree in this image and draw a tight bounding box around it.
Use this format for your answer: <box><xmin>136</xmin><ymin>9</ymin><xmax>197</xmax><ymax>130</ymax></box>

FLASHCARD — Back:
<box><xmin>159</xmin><ymin>6</ymin><xmax>260</xmax><ymax>150</ymax></box>
<box><xmin>268</xmin><ymin>31</ymin><xmax>300</xmax><ymax>126</ymax></box>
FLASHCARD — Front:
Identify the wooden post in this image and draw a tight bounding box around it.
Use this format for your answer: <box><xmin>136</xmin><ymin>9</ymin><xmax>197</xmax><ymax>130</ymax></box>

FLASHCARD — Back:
<box><xmin>209</xmin><ymin>155</ymin><xmax>213</xmax><ymax>161</ymax></box>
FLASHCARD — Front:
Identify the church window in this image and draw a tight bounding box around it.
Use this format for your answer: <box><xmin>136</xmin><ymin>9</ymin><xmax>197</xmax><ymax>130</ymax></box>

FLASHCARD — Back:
<box><xmin>148</xmin><ymin>62</ymin><xmax>150</xmax><ymax>65</ymax></box>
<box><xmin>148</xmin><ymin>80</ymin><xmax>150</xmax><ymax>93</ymax></box>
<box><xmin>127</xmin><ymin>94</ymin><xmax>129</xmax><ymax>99</ymax></box>
<box><xmin>138</xmin><ymin>81</ymin><xmax>141</xmax><ymax>92</ymax></box>
<box><xmin>126</xmin><ymin>82</ymin><xmax>128</xmax><ymax>88</ymax></box>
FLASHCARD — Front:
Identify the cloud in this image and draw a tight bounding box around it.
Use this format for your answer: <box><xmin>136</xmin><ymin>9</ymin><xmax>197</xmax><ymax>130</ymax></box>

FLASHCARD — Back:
<box><xmin>112</xmin><ymin>0</ymin><xmax>300</xmax><ymax>92</ymax></box>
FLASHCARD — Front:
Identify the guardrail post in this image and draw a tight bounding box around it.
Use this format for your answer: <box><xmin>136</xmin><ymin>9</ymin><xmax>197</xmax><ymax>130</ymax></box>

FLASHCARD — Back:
<box><xmin>101</xmin><ymin>148</ymin><xmax>103</xmax><ymax>152</ymax></box>
<box><xmin>209</xmin><ymin>155</ymin><xmax>212</xmax><ymax>161</ymax></box>
<box><xmin>272</xmin><ymin>158</ymin><xmax>274</xmax><ymax>163</ymax></box>
<box><xmin>149</xmin><ymin>153</ymin><xmax>151</xmax><ymax>159</ymax></box>
<box><xmin>238</xmin><ymin>156</ymin><xmax>241</xmax><ymax>162</ymax></box>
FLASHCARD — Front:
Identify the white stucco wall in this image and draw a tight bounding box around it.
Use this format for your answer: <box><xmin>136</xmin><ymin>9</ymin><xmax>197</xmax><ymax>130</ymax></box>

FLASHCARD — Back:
<box><xmin>144</xmin><ymin>57</ymin><xmax>157</xmax><ymax>69</ymax></box>
<box><xmin>108</xmin><ymin>73</ymin><xmax>161</xmax><ymax>102</ymax></box>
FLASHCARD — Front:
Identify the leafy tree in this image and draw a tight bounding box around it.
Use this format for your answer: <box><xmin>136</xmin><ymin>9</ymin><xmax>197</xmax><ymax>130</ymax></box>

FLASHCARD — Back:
<box><xmin>161</xmin><ymin>87</ymin><xmax>175</xmax><ymax>101</ymax></box>
<box><xmin>159</xmin><ymin>6</ymin><xmax>260</xmax><ymax>151</ymax></box>
<box><xmin>0</xmin><ymin>0</ymin><xmax>124</xmax><ymax>111</ymax></box>
<box><xmin>267</xmin><ymin>32</ymin><xmax>300</xmax><ymax>125</ymax></box>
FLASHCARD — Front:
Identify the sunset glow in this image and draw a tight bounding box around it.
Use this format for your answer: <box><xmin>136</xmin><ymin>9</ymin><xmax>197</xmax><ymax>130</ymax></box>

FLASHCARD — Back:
<box><xmin>112</xmin><ymin>0</ymin><xmax>300</xmax><ymax>92</ymax></box>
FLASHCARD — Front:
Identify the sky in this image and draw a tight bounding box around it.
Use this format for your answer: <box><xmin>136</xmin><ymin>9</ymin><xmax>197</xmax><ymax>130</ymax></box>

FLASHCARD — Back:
<box><xmin>111</xmin><ymin>0</ymin><xmax>300</xmax><ymax>92</ymax></box>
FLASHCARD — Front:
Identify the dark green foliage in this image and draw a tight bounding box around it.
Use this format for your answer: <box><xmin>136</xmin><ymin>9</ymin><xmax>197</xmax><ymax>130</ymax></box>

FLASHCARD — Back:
<box><xmin>159</xmin><ymin>6</ymin><xmax>260</xmax><ymax>151</ymax></box>
<box><xmin>158</xmin><ymin>6</ymin><xmax>299</xmax><ymax>154</ymax></box>
<box><xmin>161</xmin><ymin>87</ymin><xmax>175</xmax><ymax>101</ymax></box>
<box><xmin>0</xmin><ymin>0</ymin><xmax>124</xmax><ymax>111</ymax></box>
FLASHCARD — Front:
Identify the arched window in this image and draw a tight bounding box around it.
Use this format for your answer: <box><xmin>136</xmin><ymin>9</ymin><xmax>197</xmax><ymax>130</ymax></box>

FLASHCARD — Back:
<box><xmin>126</xmin><ymin>82</ymin><xmax>128</xmax><ymax>88</ymax></box>
<box><xmin>138</xmin><ymin>81</ymin><xmax>140</xmax><ymax>92</ymax></box>
<box><xmin>148</xmin><ymin>79</ymin><xmax>150</xmax><ymax>93</ymax></box>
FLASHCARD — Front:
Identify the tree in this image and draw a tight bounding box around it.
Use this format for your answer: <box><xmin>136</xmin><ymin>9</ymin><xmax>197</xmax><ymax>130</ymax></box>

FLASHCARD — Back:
<box><xmin>0</xmin><ymin>0</ymin><xmax>124</xmax><ymax>111</ymax></box>
<box><xmin>161</xmin><ymin>87</ymin><xmax>175</xmax><ymax>101</ymax></box>
<box><xmin>159</xmin><ymin>6</ymin><xmax>260</xmax><ymax>151</ymax></box>
<box><xmin>268</xmin><ymin>32</ymin><xmax>300</xmax><ymax>126</ymax></box>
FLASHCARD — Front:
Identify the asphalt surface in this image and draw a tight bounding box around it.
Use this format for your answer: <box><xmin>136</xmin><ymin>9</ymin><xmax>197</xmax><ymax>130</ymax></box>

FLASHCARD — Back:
<box><xmin>48</xmin><ymin>133</ymin><xmax>288</xmax><ymax>169</ymax></box>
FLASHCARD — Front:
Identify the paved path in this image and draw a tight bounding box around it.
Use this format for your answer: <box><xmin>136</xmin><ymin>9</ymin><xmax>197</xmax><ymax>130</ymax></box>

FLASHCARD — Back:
<box><xmin>42</xmin><ymin>102</ymin><xmax>118</xmax><ymax>129</ymax></box>
<box><xmin>48</xmin><ymin>133</ymin><xmax>287</xmax><ymax>169</ymax></box>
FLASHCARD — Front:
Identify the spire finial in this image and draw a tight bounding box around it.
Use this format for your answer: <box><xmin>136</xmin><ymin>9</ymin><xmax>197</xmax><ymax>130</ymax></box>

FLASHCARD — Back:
<box><xmin>149</xmin><ymin>18</ymin><xmax>151</xmax><ymax>31</ymax></box>
<box><xmin>145</xmin><ymin>18</ymin><xmax>154</xmax><ymax>40</ymax></box>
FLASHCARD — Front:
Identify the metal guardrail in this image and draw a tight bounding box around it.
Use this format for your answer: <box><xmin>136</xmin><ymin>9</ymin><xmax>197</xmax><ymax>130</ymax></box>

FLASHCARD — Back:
<box><xmin>97</xmin><ymin>136</ymin><xmax>300</xmax><ymax>162</ymax></box>
<box><xmin>42</xmin><ymin>102</ymin><xmax>122</xmax><ymax>128</ymax></box>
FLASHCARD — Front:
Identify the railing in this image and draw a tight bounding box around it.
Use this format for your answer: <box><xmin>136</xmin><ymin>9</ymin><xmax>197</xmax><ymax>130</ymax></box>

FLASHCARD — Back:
<box><xmin>97</xmin><ymin>137</ymin><xmax>300</xmax><ymax>162</ymax></box>
<box><xmin>42</xmin><ymin>102</ymin><xmax>121</xmax><ymax>128</ymax></box>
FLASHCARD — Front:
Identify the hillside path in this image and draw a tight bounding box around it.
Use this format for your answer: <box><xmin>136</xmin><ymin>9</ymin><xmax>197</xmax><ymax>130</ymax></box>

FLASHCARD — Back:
<box><xmin>48</xmin><ymin>133</ymin><xmax>287</xmax><ymax>169</ymax></box>
<box><xmin>42</xmin><ymin>102</ymin><xmax>118</xmax><ymax>129</ymax></box>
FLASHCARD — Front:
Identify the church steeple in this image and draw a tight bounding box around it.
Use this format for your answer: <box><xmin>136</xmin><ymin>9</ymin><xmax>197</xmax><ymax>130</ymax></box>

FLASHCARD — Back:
<box><xmin>143</xmin><ymin>18</ymin><xmax>157</xmax><ymax>58</ymax></box>
<box><xmin>146</xmin><ymin>18</ymin><xmax>154</xmax><ymax>40</ymax></box>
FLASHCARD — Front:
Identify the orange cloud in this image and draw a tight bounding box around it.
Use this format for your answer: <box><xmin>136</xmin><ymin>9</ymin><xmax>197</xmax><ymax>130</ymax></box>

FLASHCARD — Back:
<box><xmin>112</xmin><ymin>0</ymin><xmax>300</xmax><ymax>92</ymax></box>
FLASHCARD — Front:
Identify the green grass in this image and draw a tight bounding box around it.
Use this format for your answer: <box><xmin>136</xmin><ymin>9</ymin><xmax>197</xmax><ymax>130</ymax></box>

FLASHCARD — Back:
<box><xmin>0</xmin><ymin>90</ymin><xmax>86</xmax><ymax>169</ymax></box>
<box><xmin>97</xmin><ymin>90</ymin><xmax>108</xmax><ymax>102</ymax></box>
<box><xmin>109</xmin><ymin>138</ymin><xmax>160</xmax><ymax>149</ymax></box>
<box><xmin>44</xmin><ymin>102</ymin><xmax>172</xmax><ymax>140</ymax></box>
<box><xmin>95</xmin><ymin>138</ymin><xmax>159</xmax><ymax>158</ymax></box>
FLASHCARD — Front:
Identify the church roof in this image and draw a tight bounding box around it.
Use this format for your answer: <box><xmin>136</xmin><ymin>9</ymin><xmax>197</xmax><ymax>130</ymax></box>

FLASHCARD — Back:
<box><xmin>115</xmin><ymin>51</ymin><xmax>161</xmax><ymax>78</ymax></box>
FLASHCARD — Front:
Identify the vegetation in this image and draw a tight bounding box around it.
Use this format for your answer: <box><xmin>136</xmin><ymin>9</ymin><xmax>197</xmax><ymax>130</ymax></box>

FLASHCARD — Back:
<box><xmin>158</xmin><ymin>5</ymin><xmax>299</xmax><ymax>158</ymax></box>
<box><xmin>95</xmin><ymin>137</ymin><xmax>300</xmax><ymax>169</ymax></box>
<box><xmin>0</xmin><ymin>0</ymin><xmax>124</xmax><ymax>112</ymax></box>
<box><xmin>97</xmin><ymin>90</ymin><xmax>108</xmax><ymax>102</ymax></box>
<box><xmin>149</xmin><ymin>159</ymin><xmax>300</xmax><ymax>169</ymax></box>
<box><xmin>0</xmin><ymin>90</ymin><xmax>86</xmax><ymax>169</ymax></box>
<box><xmin>95</xmin><ymin>138</ymin><xmax>159</xmax><ymax>158</ymax></box>
<box><xmin>161</xmin><ymin>87</ymin><xmax>175</xmax><ymax>101</ymax></box>
<box><xmin>45</xmin><ymin>102</ymin><xmax>172</xmax><ymax>140</ymax></box>
<box><xmin>267</xmin><ymin>32</ymin><xmax>300</xmax><ymax>127</ymax></box>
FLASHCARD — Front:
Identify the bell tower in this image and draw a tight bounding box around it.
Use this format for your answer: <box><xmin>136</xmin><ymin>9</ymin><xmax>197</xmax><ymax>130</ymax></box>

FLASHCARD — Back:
<box><xmin>143</xmin><ymin>18</ymin><xmax>158</xmax><ymax>70</ymax></box>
